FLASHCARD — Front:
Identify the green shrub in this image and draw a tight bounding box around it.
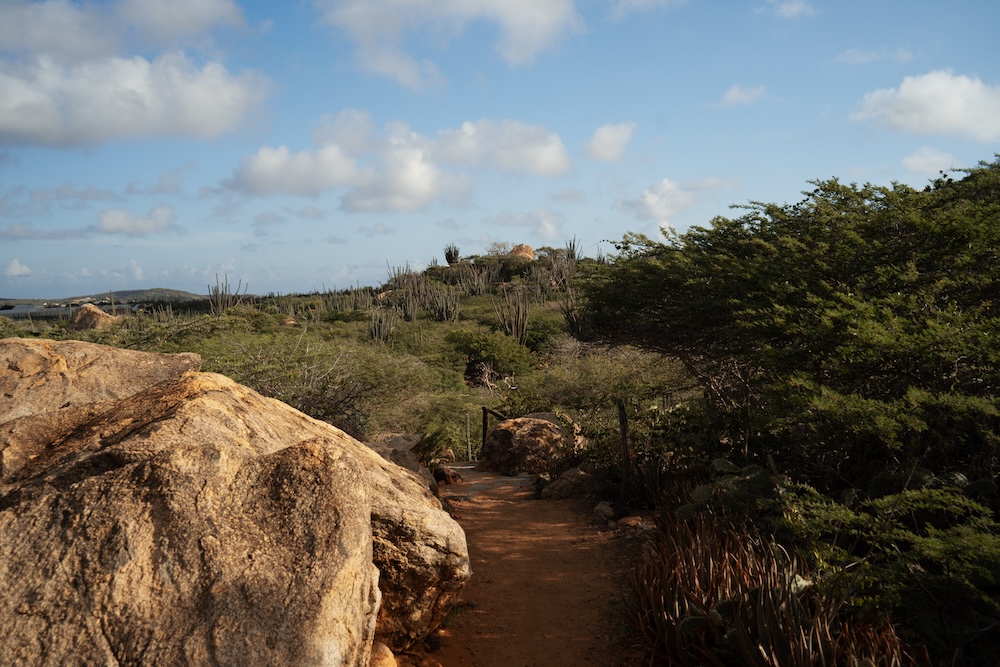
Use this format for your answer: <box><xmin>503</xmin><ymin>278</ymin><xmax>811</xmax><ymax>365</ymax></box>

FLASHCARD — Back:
<box><xmin>446</xmin><ymin>330</ymin><xmax>534</xmax><ymax>377</ymax></box>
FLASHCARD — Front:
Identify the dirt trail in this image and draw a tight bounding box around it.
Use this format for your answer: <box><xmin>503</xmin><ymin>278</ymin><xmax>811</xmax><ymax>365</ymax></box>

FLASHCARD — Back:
<box><xmin>418</xmin><ymin>464</ymin><xmax>643</xmax><ymax>667</ymax></box>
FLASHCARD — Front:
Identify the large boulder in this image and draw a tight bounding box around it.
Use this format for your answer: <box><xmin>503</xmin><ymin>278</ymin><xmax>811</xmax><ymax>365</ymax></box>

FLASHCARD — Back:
<box><xmin>477</xmin><ymin>416</ymin><xmax>576</xmax><ymax>476</ymax></box>
<box><xmin>539</xmin><ymin>467</ymin><xmax>608</xmax><ymax>500</ymax></box>
<box><xmin>66</xmin><ymin>303</ymin><xmax>121</xmax><ymax>331</ymax></box>
<box><xmin>366</xmin><ymin>434</ymin><xmax>439</xmax><ymax>498</ymax></box>
<box><xmin>0</xmin><ymin>338</ymin><xmax>470</xmax><ymax>665</ymax></box>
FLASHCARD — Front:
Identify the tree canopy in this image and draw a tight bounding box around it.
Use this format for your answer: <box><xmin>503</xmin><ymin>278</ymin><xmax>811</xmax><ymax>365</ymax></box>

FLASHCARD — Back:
<box><xmin>582</xmin><ymin>158</ymin><xmax>1000</xmax><ymax>491</ymax></box>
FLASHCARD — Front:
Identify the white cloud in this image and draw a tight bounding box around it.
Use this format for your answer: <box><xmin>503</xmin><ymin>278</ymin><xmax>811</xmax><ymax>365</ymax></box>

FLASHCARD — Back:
<box><xmin>436</xmin><ymin>120</ymin><xmax>572</xmax><ymax>175</ymax></box>
<box><xmin>0</xmin><ymin>0</ymin><xmax>116</xmax><ymax>60</ymax></box>
<box><xmin>610</xmin><ymin>0</ymin><xmax>688</xmax><ymax>20</ymax></box>
<box><xmin>0</xmin><ymin>52</ymin><xmax>268</xmax><ymax>147</ymax></box>
<box><xmin>617</xmin><ymin>178</ymin><xmax>695</xmax><ymax>229</ymax></box>
<box><xmin>117</xmin><ymin>0</ymin><xmax>243</xmax><ymax>43</ymax></box>
<box><xmin>230</xmin><ymin>144</ymin><xmax>361</xmax><ymax>196</ymax></box>
<box><xmin>852</xmin><ymin>70</ymin><xmax>1000</xmax><ymax>142</ymax></box>
<box><xmin>98</xmin><ymin>204</ymin><xmax>176</xmax><ymax>235</ymax></box>
<box><xmin>490</xmin><ymin>208</ymin><xmax>565</xmax><ymax>242</ymax></box>
<box><xmin>229</xmin><ymin>112</ymin><xmax>564</xmax><ymax>210</ymax></box>
<box><xmin>766</xmin><ymin>0</ymin><xmax>815</xmax><ymax>18</ymax></box>
<box><xmin>342</xmin><ymin>123</ymin><xmax>470</xmax><ymax>212</ymax></box>
<box><xmin>313</xmin><ymin>0</ymin><xmax>582</xmax><ymax>88</ymax></box>
<box><xmin>902</xmin><ymin>147</ymin><xmax>956</xmax><ymax>175</ymax></box>
<box><xmin>4</xmin><ymin>258</ymin><xmax>32</xmax><ymax>277</ymax></box>
<box><xmin>0</xmin><ymin>0</ymin><xmax>267</xmax><ymax>147</ymax></box>
<box><xmin>722</xmin><ymin>84</ymin><xmax>766</xmax><ymax>106</ymax></box>
<box><xmin>128</xmin><ymin>259</ymin><xmax>144</xmax><ymax>281</ymax></box>
<box><xmin>835</xmin><ymin>47</ymin><xmax>913</xmax><ymax>65</ymax></box>
<box><xmin>0</xmin><ymin>0</ymin><xmax>243</xmax><ymax>57</ymax></box>
<box><xmin>312</xmin><ymin>109</ymin><xmax>376</xmax><ymax>156</ymax></box>
<box><xmin>585</xmin><ymin>122</ymin><xmax>636</xmax><ymax>162</ymax></box>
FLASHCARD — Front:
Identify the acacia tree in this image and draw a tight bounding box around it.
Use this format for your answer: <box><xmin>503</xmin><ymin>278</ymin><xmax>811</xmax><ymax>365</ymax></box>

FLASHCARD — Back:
<box><xmin>582</xmin><ymin>158</ymin><xmax>1000</xmax><ymax>489</ymax></box>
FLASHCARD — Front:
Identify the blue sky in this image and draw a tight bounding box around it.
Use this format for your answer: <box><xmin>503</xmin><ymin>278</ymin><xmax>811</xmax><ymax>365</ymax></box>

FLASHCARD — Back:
<box><xmin>1</xmin><ymin>0</ymin><xmax>998</xmax><ymax>298</ymax></box>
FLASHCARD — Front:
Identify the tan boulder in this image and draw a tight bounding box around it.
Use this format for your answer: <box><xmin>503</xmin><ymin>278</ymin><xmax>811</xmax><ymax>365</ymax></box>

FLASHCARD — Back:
<box><xmin>477</xmin><ymin>416</ymin><xmax>576</xmax><ymax>476</ymax></box>
<box><xmin>0</xmin><ymin>338</ymin><xmax>470</xmax><ymax>665</ymax></box>
<box><xmin>66</xmin><ymin>302</ymin><xmax>121</xmax><ymax>330</ymax></box>
<box><xmin>508</xmin><ymin>244</ymin><xmax>534</xmax><ymax>262</ymax></box>
<box><xmin>369</xmin><ymin>641</ymin><xmax>397</xmax><ymax>667</ymax></box>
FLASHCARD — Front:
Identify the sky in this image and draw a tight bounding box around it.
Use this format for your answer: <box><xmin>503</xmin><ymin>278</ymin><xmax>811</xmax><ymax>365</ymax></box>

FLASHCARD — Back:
<box><xmin>1</xmin><ymin>0</ymin><xmax>998</xmax><ymax>298</ymax></box>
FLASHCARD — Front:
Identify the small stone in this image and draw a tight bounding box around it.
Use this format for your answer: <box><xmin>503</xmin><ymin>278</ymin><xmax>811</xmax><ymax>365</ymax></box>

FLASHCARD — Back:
<box><xmin>369</xmin><ymin>641</ymin><xmax>397</xmax><ymax>667</ymax></box>
<box><xmin>593</xmin><ymin>501</ymin><xmax>615</xmax><ymax>520</ymax></box>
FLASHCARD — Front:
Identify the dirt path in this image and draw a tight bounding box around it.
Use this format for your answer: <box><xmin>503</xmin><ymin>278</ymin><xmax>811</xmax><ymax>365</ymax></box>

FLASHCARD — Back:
<box><xmin>413</xmin><ymin>464</ymin><xmax>643</xmax><ymax>667</ymax></box>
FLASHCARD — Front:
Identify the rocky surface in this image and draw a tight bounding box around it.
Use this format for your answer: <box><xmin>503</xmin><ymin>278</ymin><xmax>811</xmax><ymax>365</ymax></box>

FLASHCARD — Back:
<box><xmin>539</xmin><ymin>466</ymin><xmax>607</xmax><ymax>500</ymax></box>
<box><xmin>0</xmin><ymin>338</ymin><xmax>470</xmax><ymax>665</ymax></box>
<box><xmin>477</xmin><ymin>416</ymin><xmax>576</xmax><ymax>476</ymax></box>
<box><xmin>65</xmin><ymin>303</ymin><xmax>121</xmax><ymax>331</ymax></box>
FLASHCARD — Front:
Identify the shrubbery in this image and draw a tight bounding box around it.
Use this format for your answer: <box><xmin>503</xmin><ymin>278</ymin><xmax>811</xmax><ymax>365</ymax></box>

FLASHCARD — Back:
<box><xmin>584</xmin><ymin>158</ymin><xmax>1000</xmax><ymax>663</ymax></box>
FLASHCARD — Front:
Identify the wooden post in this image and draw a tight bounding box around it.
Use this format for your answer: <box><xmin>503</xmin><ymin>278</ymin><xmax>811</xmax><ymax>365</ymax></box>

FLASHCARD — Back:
<box><xmin>482</xmin><ymin>406</ymin><xmax>489</xmax><ymax>455</ymax></box>
<box><xmin>617</xmin><ymin>397</ymin><xmax>632</xmax><ymax>504</ymax></box>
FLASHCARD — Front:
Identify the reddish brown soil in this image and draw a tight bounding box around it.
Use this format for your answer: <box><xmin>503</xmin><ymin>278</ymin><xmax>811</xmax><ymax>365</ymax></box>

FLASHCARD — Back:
<box><xmin>411</xmin><ymin>464</ymin><xmax>644</xmax><ymax>667</ymax></box>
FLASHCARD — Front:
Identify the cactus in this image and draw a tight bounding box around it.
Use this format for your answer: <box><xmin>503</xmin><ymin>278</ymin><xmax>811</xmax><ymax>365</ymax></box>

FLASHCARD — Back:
<box><xmin>368</xmin><ymin>308</ymin><xmax>396</xmax><ymax>343</ymax></box>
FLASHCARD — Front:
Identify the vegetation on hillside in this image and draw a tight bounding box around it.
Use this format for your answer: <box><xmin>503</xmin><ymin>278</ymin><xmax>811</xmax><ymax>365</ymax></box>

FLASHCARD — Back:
<box><xmin>3</xmin><ymin>158</ymin><xmax>998</xmax><ymax>664</ymax></box>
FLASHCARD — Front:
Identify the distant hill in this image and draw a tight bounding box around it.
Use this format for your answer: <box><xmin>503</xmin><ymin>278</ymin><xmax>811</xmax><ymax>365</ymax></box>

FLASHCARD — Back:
<box><xmin>0</xmin><ymin>288</ymin><xmax>204</xmax><ymax>306</ymax></box>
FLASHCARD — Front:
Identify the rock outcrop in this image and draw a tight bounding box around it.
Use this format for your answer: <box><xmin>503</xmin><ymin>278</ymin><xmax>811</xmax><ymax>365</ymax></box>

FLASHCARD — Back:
<box><xmin>539</xmin><ymin>467</ymin><xmax>607</xmax><ymax>500</ymax></box>
<box><xmin>477</xmin><ymin>416</ymin><xmax>576</xmax><ymax>476</ymax></box>
<box><xmin>66</xmin><ymin>302</ymin><xmax>121</xmax><ymax>331</ymax></box>
<box><xmin>0</xmin><ymin>338</ymin><xmax>470</xmax><ymax>665</ymax></box>
<box><xmin>508</xmin><ymin>244</ymin><xmax>534</xmax><ymax>262</ymax></box>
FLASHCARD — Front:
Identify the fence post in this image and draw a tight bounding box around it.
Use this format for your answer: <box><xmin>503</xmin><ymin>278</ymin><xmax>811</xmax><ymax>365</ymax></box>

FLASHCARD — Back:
<box><xmin>617</xmin><ymin>397</ymin><xmax>632</xmax><ymax>504</ymax></box>
<box><xmin>482</xmin><ymin>406</ymin><xmax>489</xmax><ymax>455</ymax></box>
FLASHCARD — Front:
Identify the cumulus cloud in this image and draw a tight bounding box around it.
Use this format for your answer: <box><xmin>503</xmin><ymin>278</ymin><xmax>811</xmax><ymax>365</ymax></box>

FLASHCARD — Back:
<box><xmin>228</xmin><ymin>111</ymin><xmax>566</xmax><ymax>211</ymax></box>
<box><xmin>117</xmin><ymin>0</ymin><xmax>244</xmax><ymax>43</ymax></box>
<box><xmin>313</xmin><ymin>0</ymin><xmax>582</xmax><ymax>88</ymax></box>
<box><xmin>98</xmin><ymin>204</ymin><xmax>176</xmax><ymax>235</ymax></box>
<box><xmin>902</xmin><ymin>147</ymin><xmax>956</xmax><ymax>175</ymax></box>
<box><xmin>722</xmin><ymin>84</ymin><xmax>766</xmax><ymax>106</ymax></box>
<box><xmin>0</xmin><ymin>53</ymin><xmax>268</xmax><ymax>147</ymax></box>
<box><xmin>436</xmin><ymin>120</ymin><xmax>572</xmax><ymax>175</ymax></box>
<box><xmin>0</xmin><ymin>0</ymin><xmax>243</xmax><ymax>56</ymax></box>
<box><xmin>0</xmin><ymin>0</ymin><xmax>116</xmax><ymax>60</ymax></box>
<box><xmin>343</xmin><ymin>123</ymin><xmax>470</xmax><ymax>212</ymax></box>
<box><xmin>585</xmin><ymin>122</ymin><xmax>636</xmax><ymax>162</ymax></box>
<box><xmin>4</xmin><ymin>259</ymin><xmax>32</xmax><ymax>277</ymax></box>
<box><xmin>0</xmin><ymin>1</ymin><xmax>266</xmax><ymax>147</ymax></box>
<box><xmin>765</xmin><ymin>0</ymin><xmax>815</xmax><ymax>18</ymax></box>
<box><xmin>835</xmin><ymin>47</ymin><xmax>913</xmax><ymax>65</ymax></box>
<box><xmin>128</xmin><ymin>259</ymin><xmax>144</xmax><ymax>281</ymax></box>
<box><xmin>617</xmin><ymin>178</ymin><xmax>695</xmax><ymax>229</ymax></box>
<box><xmin>230</xmin><ymin>144</ymin><xmax>361</xmax><ymax>197</ymax></box>
<box><xmin>852</xmin><ymin>70</ymin><xmax>1000</xmax><ymax>142</ymax></box>
<box><xmin>490</xmin><ymin>208</ymin><xmax>565</xmax><ymax>242</ymax></box>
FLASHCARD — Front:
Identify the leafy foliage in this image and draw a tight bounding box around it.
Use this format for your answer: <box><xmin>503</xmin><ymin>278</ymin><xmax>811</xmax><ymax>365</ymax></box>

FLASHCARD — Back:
<box><xmin>585</xmin><ymin>158</ymin><xmax>1000</xmax><ymax>663</ymax></box>
<box><xmin>583</xmin><ymin>159</ymin><xmax>1000</xmax><ymax>489</ymax></box>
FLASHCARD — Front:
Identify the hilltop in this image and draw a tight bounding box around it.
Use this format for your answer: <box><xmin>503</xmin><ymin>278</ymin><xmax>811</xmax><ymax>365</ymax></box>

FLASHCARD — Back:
<box><xmin>0</xmin><ymin>288</ymin><xmax>203</xmax><ymax>307</ymax></box>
